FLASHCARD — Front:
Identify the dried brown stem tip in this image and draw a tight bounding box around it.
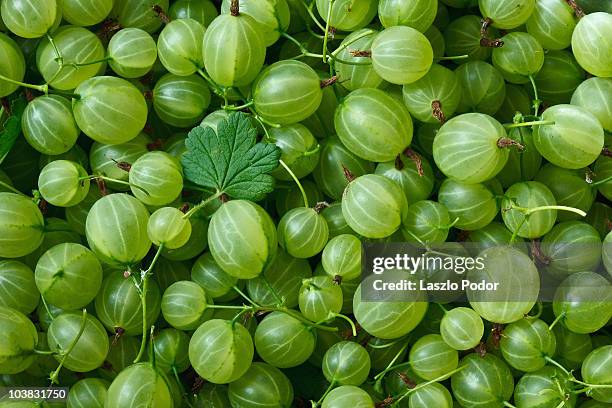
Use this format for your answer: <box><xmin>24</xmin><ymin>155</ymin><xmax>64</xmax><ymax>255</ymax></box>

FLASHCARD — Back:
<box><xmin>112</xmin><ymin>327</ymin><xmax>125</xmax><ymax>346</ymax></box>
<box><xmin>480</xmin><ymin>17</ymin><xmax>504</xmax><ymax>48</ymax></box>
<box><xmin>147</xmin><ymin>139</ymin><xmax>163</xmax><ymax>151</ymax></box>
<box><xmin>480</xmin><ymin>38</ymin><xmax>504</xmax><ymax>48</ymax></box>
<box><xmin>342</xmin><ymin>165</ymin><xmax>355</xmax><ymax>182</ymax></box>
<box><xmin>475</xmin><ymin>342</ymin><xmax>488</xmax><ymax>357</ymax></box>
<box><xmin>480</xmin><ymin>17</ymin><xmax>493</xmax><ymax>36</ymax></box>
<box><xmin>602</xmin><ymin>147</ymin><xmax>612</xmax><ymax>157</ymax></box>
<box><xmin>431</xmin><ymin>100</ymin><xmax>447</xmax><ymax>124</ymax></box>
<box><xmin>394</xmin><ymin>154</ymin><xmax>404</xmax><ymax>171</ymax></box>
<box><xmin>497</xmin><ymin>137</ymin><xmax>525</xmax><ymax>151</ymax></box>
<box><xmin>349</xmin><ymin>49</ymin><xmax>372</xmax><ymax>57</ymax></box>
<box><xmin>96</xmin><ymin>177</ymin><xmax>108</xmax><ymax>196</ymax></box>
<box><xmin>398</xmin><ymin>371</ymin><xmax>417</xmax><ymax>388</ymax></box>
<box><xmin>192</xmin><ymin>376</ymin><xmax>205</xmax><ymax>393</ymax></box>
<box><xmin>530</xmin><ymin>240</ymin><xmax>551</xmax><ymax>266</ymax></box>
<box><xmin>314</xmin><ymin>201</ymin><xmax>330</xmax><ymax>214</ymax></box>
<box><xmin>230</xmin><ymin>0</ymin><xmax>240</xmax><ymax>16</ymax></box>
<box><xmin>320</xmin><ymin>75</ymin><xmax>338</xmax><ymax>88</ymax></box>
<box><xmin>565</xmin><ymin>0</ymin><xmax>585</xmax><ymax>18</ymax></box>
<box><xmin>152</xmin><ymin>5</ymin><xmax>171</xmax><ymax>23</ymax></box>
<box><xmin>376</xmin><ymin>396</ymin><xmax>395</xmax><ymax>408</ymax></box>
<box><xmin>403</xmin><ymin>148</ymin><xmax>424</xmax><ymax>177</ymax></box>
<box><xmin>113</xmin><ymin>160</ymin><xmax>132</xmax><ymax>172</ymax></box>
<box><xmin>491</xmin><ymin>324</ymin><xmax>504</xmax><ymax>347</ymax></box>
<box><xmin>327</xmin><ymin>26</ymin><xmax>337</xmax><ymax>40</ymax></box>
<box><xmin>97</xmin><ymin>19</ymin><xmax>122</xmax><ymax>40</ymax></box>
<box><xmin>38</xmin><ymin>199</ymin><xmax>48</xmax><ymax>215</ymax></box>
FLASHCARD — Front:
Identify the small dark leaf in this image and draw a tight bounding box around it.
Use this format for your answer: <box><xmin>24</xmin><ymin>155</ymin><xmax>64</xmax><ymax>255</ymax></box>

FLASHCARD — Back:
<box><xmin>0</xmin><ymin>94</ymin><xmax>27</xmax><ymax>165</ymax></box>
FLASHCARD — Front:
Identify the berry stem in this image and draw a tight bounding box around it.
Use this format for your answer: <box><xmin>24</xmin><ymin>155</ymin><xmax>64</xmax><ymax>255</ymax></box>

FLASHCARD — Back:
<box><xmin>223</xmin><ymin>100</ymin><xmax>254</xmax><ymax>111</ymax></box>
<box><xmin>182</xmin><ymin>190</ymin><xmax>224</xmax><ymax>219</ymax></box>
<box><xmin>33</xmin><ymin>349</ymin><xmax>55</xmax><ymax>355</ymax></box>
<box><xmin>196</xmin><ymin>68</ymin><xmax>226</xmax><ymax>101</ymax></box>
<box><xmin>571</xmin><ymin>380</ymin><xmax>612</xmax><ymax>389</ymax></box>
<box><xmin>437</xmin><ymin>303</ymin><xmax>449</xmax><ymax>313</ymax></box>
<box><xmin>589</xmin><ymin>174</ymin><xmax>612</xmax><ymax>188</ymax></box>
<box><xmin>40</xmin><ymin>295</ymin><xmax>55</xmax><ymax>321</ymax></box>
<box><xmin>504</xmin><ymin>120</ymin><xmax>555</xmax><ymax>129</ymax></box>
<box><xmin>0</xmin><ymin>73</ymin><xmax>48</xmax><ymax>93</ymax></box>
<box><xmin>0</xmin><ymin>179</ymin><xmax>26</xmax><ymax>196</ymax></box>
<box><xmin>503</xmin><ymin>403</ymin><xmax>518</xmax><ymax>408</ymax></box>
<box><xmin>298</xmin><ymin>0</ymin><xmax>327</xmax><ymax>32</ymax></box>
<box><xmin>331</xmin><ymin>28</ymin><xmax>377</xmax><ymax>58</ymax></box>
<box><xmin>313</xmin><ymin>52</ymin><xmax>372</xmax><ymax>66</ymax></box>
<box><xmin>328</xmin><ymin>313</ymin><xmax>357</xmax><ymax>337</ymax></box>
<box><xmin>548</xmin><ymin>312</ymin><xmax>565</xmax><ymax>331</ymax></box>
<box><xmin>49</xmin><ymin>309</ymin><xmax>88</xmax><ymax>384</ymax></box>
<box><xmin>230</xmin><ymin>308</ymin><xmax>252</xmax><ymax>329</ymax></box>
<box><xmin>436</xmin><ymin>55</ymin><xmax>469</xmax><ymax>60</ymax></box>
<box><xmin>208</xmin><ymin>304</ymin><xmax>340</xmax><ymax>332</ymax></box>
<box><xmin>303</xmin><ymin>144</ymin><xmax>321</xmax><ymax>157</ymax></box>
<box><xmin>321</xmin><ymin>0</ymin><xmax>335</xmax><ymax>63</ymax></box>
<box><xmin>544</xmin><ymin>356</ymin><xmax>571</xmax><ymax>377</ymax></box>
<box><xmin>528</xmin><ymin>75</ymin><xmax>541</xmax><ymax>116</ymax></box>
<box><xmin>313</xmin><ymin>380</ymin><xmax>336</xmax><ymax>407</ymax></box>
<box><xmin>79</xmin><ymin>175</ymin><xmax>149</xmax><ymax>196</ymax></box>
<box><xmin>372</xmin><ymin>341</ymin><xmax>411</xmax><ymax>387</ymax></box>
<box><xmin>395</xmin><ymin>365</ymin><xmax>467</xmax><ymax>404</ymax></box>
<box><xmin>279</xmin><ymin>159</ymin><xmax>309</xmax><ymax>208</ymax></box>
<box><xmin>206</xmin><ymin>304</ymin><xmax>247</xmax><ymax>310</ymax></box>
<box><xmin>70</xmin><ymin>57</ymin><xmax>111</xmax><ymax>67</ymax></box>
<box><xmin>512</xmin><ymin>204</ymin><xmax>587</xmax><ymax>217</ymax></box>
<box><xmin>45</xmin><ymin>33</ymin><xmax>64</xmax><ymax>67</ymax></box>
<box><xmin>260</xmin><ymin>273</ymin><xmax>285</xmax><ymax>306</ymax></box>
<box><xmin>133</xmin><ymin>243</ymin><xmax>165</xmax><ymax>364</ymax></box>
<box><xmin>148</xmin><ymin>325</ymin><xmax>156</xmax><ymax>366</ymax></box>
<box><xmin>232</xmin><ymin>285</ymin><xmax>259</xmax><ymax>307</ymax></box>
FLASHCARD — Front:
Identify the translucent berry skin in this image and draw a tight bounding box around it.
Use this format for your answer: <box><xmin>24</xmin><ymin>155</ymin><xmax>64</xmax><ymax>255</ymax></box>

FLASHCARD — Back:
<box><xmin>342</xmin><ymin>174</ymin><xmax>408</xmax><ymax>239</ymax></box>
<box><xmin>335</xmin><ymin>88</ymin><xmax>413</xmax><ymax>163</ymax></box>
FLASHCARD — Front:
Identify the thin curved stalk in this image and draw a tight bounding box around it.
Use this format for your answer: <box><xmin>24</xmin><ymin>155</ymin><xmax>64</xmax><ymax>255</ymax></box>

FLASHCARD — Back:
<box><xmin>50</xmin><ymin>309</ymin><xmax>88</xmax><ymax>384</ymax></box>
<box><xmin>133</xmin><ymin>244</ymin><xmax>165</xmax><ymax>363</ymax></box>
<box><xmin>279</xmin><ymin>159</ymin><xmax>309</xmax><ymax>208</ymax></box>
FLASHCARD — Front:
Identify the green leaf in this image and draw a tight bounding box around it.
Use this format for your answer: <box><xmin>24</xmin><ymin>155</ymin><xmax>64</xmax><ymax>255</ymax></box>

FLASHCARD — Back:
<box><xmin>0</xmin><ymin>94</ymin><xmax>27</xmax><ymax>165</ymax></box>
<box><xmin>182</xmin><ymin>112</ymin><xmax>281</xmax><ymax>201</ymax></box>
